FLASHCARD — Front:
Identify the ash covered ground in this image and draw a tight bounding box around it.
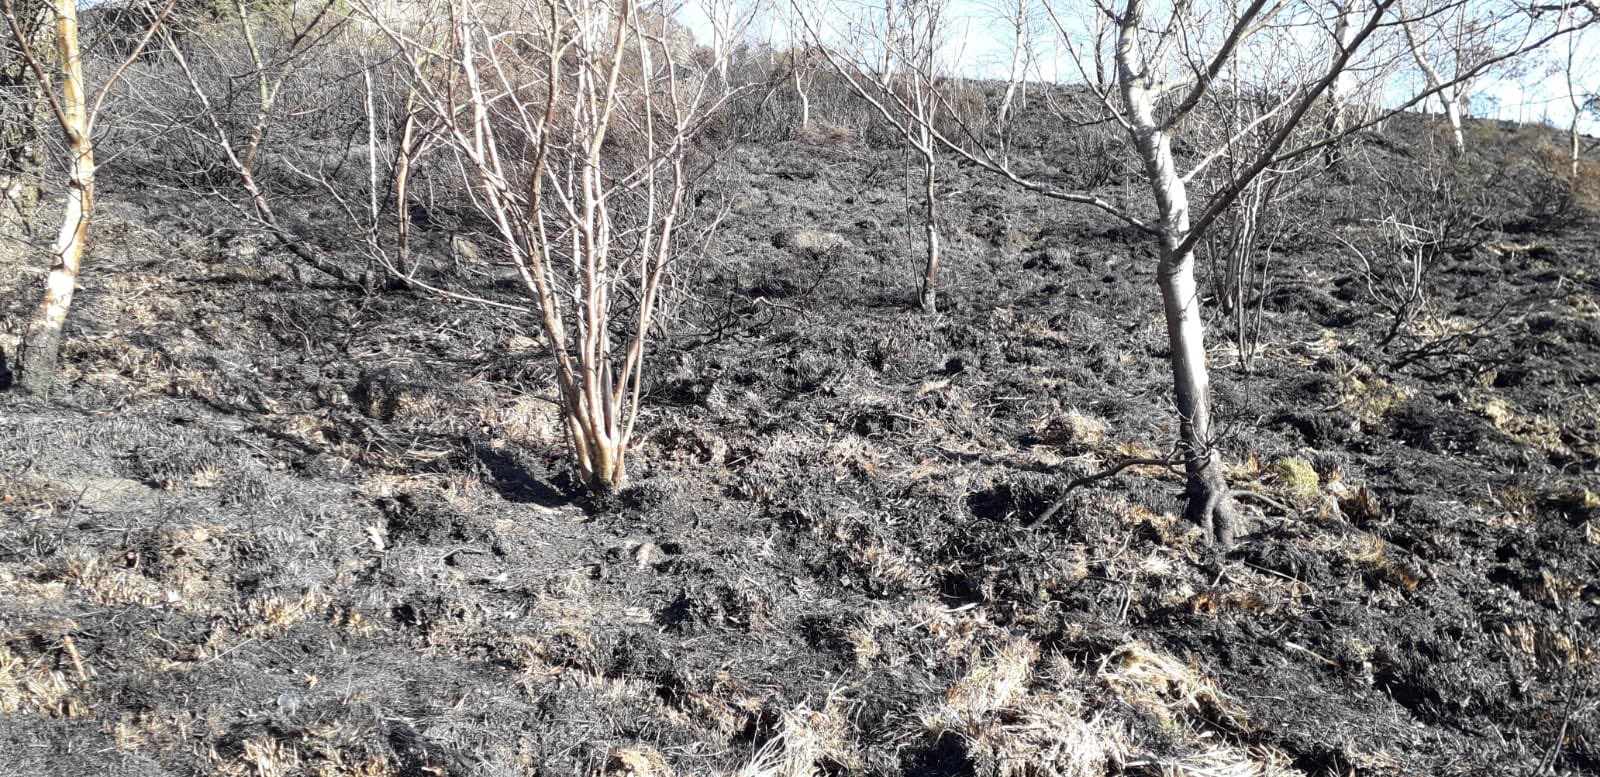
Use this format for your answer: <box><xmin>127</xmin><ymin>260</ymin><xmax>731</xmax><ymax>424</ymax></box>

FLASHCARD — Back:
<box><xmin>1</xmin><ymin>108</ymin><xmax>1598</xmax><ymax>776</ymax></box>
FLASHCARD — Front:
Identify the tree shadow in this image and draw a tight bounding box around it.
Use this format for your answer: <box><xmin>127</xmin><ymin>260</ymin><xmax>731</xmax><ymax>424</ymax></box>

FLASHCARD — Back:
<box><xmin>472</xmin><ymin>443</ymin><xmax>572</xmax><ymax>507</ymax></box>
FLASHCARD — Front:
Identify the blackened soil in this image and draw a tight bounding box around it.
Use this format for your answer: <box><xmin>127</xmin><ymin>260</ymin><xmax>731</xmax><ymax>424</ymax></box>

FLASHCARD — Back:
<box><xmin>1</xmin><ymin>113</ymin><xmax>1597</xmax><ymax>776</ymax></box>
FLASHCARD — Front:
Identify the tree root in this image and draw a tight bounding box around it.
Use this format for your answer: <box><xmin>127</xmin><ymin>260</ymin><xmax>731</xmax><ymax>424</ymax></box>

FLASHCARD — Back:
<box><xmin>1039</xmin><ymin>455</ymin><xmax>1259</xmax><ymax>548</ymax></box>
<box><xmin>1037</xmin><ymin>456</ymin><xmax>1179</xmax><ymax>524</ymax></box>
<box><xmin>1187</xmin><ymin>468</ymin><xmax>1242</xmax><ymax>548</ymax></box>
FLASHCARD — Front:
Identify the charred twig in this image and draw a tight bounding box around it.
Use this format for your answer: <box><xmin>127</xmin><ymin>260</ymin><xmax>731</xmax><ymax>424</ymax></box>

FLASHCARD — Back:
<box><xmin>1231</xmin><ymin>489</ymin><xmax>1294</xmax><ymax>515</ymax></box>
<box><xmin>1038</xmin><ymin>456</ymin><xmax>1181</xmax><ymax>523</ymax></box>
<box><xmin>59</xmin><ymin>635</ymin><xmax>89</xmax><ymax>682</ymax></box>
<box><xmin>1538</xmin><ymin>686</ymin><xmax>1577</xmax><ymax>775</ymax></box>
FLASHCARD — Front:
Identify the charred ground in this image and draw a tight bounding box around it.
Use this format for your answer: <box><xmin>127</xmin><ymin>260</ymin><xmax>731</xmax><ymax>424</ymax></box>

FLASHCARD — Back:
<box><xmin>1</xmin><ymin>106</ymin><xmax>1598</xmax><ymax>776</ymax></box>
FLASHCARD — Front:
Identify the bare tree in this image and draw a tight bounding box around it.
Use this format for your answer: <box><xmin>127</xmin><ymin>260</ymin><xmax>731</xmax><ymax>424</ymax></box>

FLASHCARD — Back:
<box><xmin>1397</xmin><ymin>0</ymin><xmax>1510</xmax><ymax>154</ymax></box>
<box><xmin>1560</xmin><ymin>10</ymin><xmax>1593</xmax><ymax>174</ymax></box>
<box><xmin>988</xmin><ymin>0</ymin><xmax>1040</xmax><ymax>148</ymax></box>
<box><xmin>813</xmin><ymin>0</ymin><xmax>1592</xmax><ymax>544</ymax></box>
<box><xmin>1321</xmin><ymin>0</ymin><xmax>1368</xmax><ymax>167</ymax></box>
<box><xmin>1</xmin><ymin>0</ymin><xmax>172</xmax><ymax>396</ymax></box>
<box><xmin>146</xmin><ymin>0</ymin><xmax>369</xmax><ymax>286</ymax></box>
<box><xmin>779</xmin><ymin>0</ymin><xmax>825</xmax><ymax>130</ymax></box>
<box><xmin>360</xmin><ymin>0</ymin><xmax>740</xmax><ymax>494</ymax></box>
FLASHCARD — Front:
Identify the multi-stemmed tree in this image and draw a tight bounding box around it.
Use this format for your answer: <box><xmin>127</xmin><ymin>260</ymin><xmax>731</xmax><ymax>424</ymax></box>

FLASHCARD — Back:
<box><xmin>360</xmin><ymin>0</ymin><xmax>742</xmax><ymax>493</ymax></box>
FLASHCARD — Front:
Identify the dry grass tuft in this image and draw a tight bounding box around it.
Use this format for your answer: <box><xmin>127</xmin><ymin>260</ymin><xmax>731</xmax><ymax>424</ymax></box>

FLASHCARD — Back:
<box><xmin>0</xmin><ymin>474</ymin><xmax>76</xmax><ymax>516</ymax></box>
<box><xmin>606</xmin><ymin>745</ymin><xmax>673</xmax><ymax>777</ymax></box>
<box><xmin>1337</xmin><ymin>484</ymin><xmax>1382</xmax><ymax>523</ymax></box>
<box><xmin>1317</xmin><ymin>533</ymin><xmax>1421</xmax><ymax>591</ymax></box>
<box><xmin>922</xmin><ymin>638</ymin><xmax>1119</xmax><ymax>777</ymax></box>
<box><xmin>1495</xmin><ymin>620</ymin><xmax>1597</xmax><ymax>670</ymax></box>
<box><xmin>797</xmin><ymin>120</ymin><xmax>858</xmax><ymax>146</ymax></box>
<box><xmin>239</xmin><ymin>587</ymin><xmax>331</xmax><ymax>638</ymax></box>
<box><xmin>1159</xmin><ymin>745</ymin><xmax>1303</xmax><ymax>777</ymax></box>
<box><xmin>1036</xmin><ymin>409</ymin><xmax>1109</xmax><ymax>452</ymax></box>
<box><xmin>59</xmin><ymin>555</ymin><xmax>170</xmax><ymax>608</ymax></box>
<box><xmin>937</xmin><ymin>636</ymin><xmax>1037</xmax><ymax>721</ymax></box>
<box><xmin>202</xmin><ymin>725</ymin><xmax>397</xmax><ymax>777</ymax></box>
<box><xmin>1271</xmin><ymin>458</ymin><xmax>1321</xmax><ymax>508</ymax></box>
<box><xmin>1474</xmin><ymin>395</ymin><xmax>1569</xmax><ymax>457</ymax></box>
<box><xmin>726</xmin><ymin>699</ymin><xmax>861</xmax><ymax>777</ymax></box>
<box><xmin>0</xmin><ymin>642</ymin><xmax>86</xmax><ymax>718</ymax></box>
<box><xmin>1097</xmin><ymin>642</ymin><xmax>1248</xmax><ymax>733</ymax></box>
<box><xmin>1337</xmin><ymin>370</ymin><xmax>1407</xmax><ymax>426</ymax></box>
<box><xmin>1094</xmin><ymin>645</ymin><xmax>1315</xmax><ymax>775</ymax></box>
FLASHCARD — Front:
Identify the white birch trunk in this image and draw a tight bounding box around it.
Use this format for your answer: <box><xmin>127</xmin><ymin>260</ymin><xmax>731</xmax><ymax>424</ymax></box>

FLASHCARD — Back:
<box><xmin>1402</xmin><ymin>10</ymin><xmax>1466</xmax><ymax>155</ymax></box>
<box><xmin>1327</xmin><ymin>1</ymin><xmax>1360</xmax><ymax>134</ymax></box>
<box><xmin>996</xmin><ymin>0</ymin><xmax>1027</xmax><ymax>128</ymax></box>
<box><xmin>16</xmin><ymin>0</ymin><xmax>92</xmax><ymax>398</ymax></box>
<box><xmin>1442</xmin><ymin>91</ymin><xmax>1465</xmax><ymax>154</ymax></box>
<box><xmin>917</xmin><ymin>119</ymin><xmax>940</xmax><ymax>313</ymax></box>
<box><xmin>1324</xmin><ymin>0</ymin><xmax>1361</xmax><ymax>166</ymax></box>
<box><xmin>1116</xmin><ymin>2</ymin><xmax>1238</xmax><ymax>545</ymax></box>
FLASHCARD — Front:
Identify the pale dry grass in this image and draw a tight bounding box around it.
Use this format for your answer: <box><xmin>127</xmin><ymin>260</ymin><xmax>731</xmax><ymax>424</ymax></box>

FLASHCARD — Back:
<box><xmin>0</xmin><ymin>642</ymin><xmax>86</xmax><ymax>718</ymax></box>
<box><xmin>1494</xmin><ymin>620</ymin><xmax>1597</xmax><ymax>670</ymax></box>
<box><xmin>1097</xmin><ymin>642</ymin><xmax>1247</xmax><ymax>733</ymax></box>
<box><xmin>1035</xmin><ymin>409</ymin><xmax>1109</xmax><ymax>451</ymax></box>
<box><xmin>1310</xmin><ymin>531</ymin><xmax>1421</xmax><ymax>591</ymax></box>
<box><xmin>605</xmin><ymin>745</ymin><xmax>673</xmax><ymax>777</ymax></box>
<box><xmin>201</xmin><ymin>725</ymin><xmax>398</xmax><ymax>777</ymax></box>
<box><xmin>1157</xmin><ymin>745</ymin><xmax>1303</xmax><ymax>777</ymax></box>
<box><xmin>1473</xmin><ymin>393</ymin><xmax>1570</xmax><ymax>458</ymax></box>
<box><xmin>1095</xmin><ymin>643</ymin><xmax>1318</xmax><ymax>776</ymax></box>
<box><xmin>922</xmin><ymin>637</ymin><xmax>1122</xmax><ymax>777</ymax></box>
<box><xmin>721</xmin><ymin>696</ymin><xmax>862</xmax><ymax>777</ymax></box>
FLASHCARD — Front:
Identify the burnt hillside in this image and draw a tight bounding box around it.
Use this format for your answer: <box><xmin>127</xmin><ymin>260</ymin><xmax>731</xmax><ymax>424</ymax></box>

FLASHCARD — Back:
<box><xmin>1</xmin><ymin>97</ymin><xmax>1598</xmax><ymax>776</ymax></box>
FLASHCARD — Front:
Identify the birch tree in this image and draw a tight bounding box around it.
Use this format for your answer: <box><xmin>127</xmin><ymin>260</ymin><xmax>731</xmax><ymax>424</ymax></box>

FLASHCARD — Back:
<box><xmin>817</xmin><ymin>0</ymin><xmax>1591</xmax><ymax>544</ymax></box>
<box><xmin>2</xmin><ymin>0</ymin><xmax>171</xmax><ymax>397</ymax></box>
<box><xmin>988</xmin><ymin>0</ymin><xmax>1041</xmax><ymax>148</ymax></box>
<box><xmin>1396</xmin><ymin>0</ymin><xmax>1523</xmax><ymax>154</ymax></box>
<box><xmin>358</xmin><ymin>0</ymin><xmax>742</xmax><ymax>494</ymax></box>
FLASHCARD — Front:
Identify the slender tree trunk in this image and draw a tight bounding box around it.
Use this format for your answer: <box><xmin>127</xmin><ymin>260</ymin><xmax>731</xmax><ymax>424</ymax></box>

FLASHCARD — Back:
<box><xmin>1572</xmin><ymin>116</ymin><xmax>1581</xmax><ymax>178</ymax></box>
<box><xmin>1401</xmin><ymin>9</ymin><xmax>1466</xmax><ymax>156</ymax></box>
<box><xmin>1441</xmin><ymin>92</ymin><xmax>1464</xmax><ymax>155</ymax></box>
<box><xmin>15</xmin><ymin>0</ymin><xmax>90</xmax><ymax>398</ymax></box>
<box><xmin>393</xmin><ymin>109</ymin><xmax>420</xmax><ymax>278</ymax></box>
<box><xmin>791</xmin><ymin>65</ymin><xmax>811</xmax><ymax>129</ymax></box>
<box><xmin>1566</xmin><ymin>20</ymin><xmax>1582</xmax><ymax>178</ymax></box>
<box><xmin>1324</xmin><ymin>0</ymin><xmax>1360</xmax><ymax>167</ymax></box>
<box><xmin>1118</xmin><ymin>5</ymin><xmax>1238</xmax><ymax>545</ymax></box>
<box><xmin>917</xmin><ymin>123</ymin><xmax>940</xmax><ymax>314</ymax></box>
<box><xmin>996</xmin><ymin>5</ymin><xmax>1026</xmax><ymax>164</ymax></box>
<box><xmin>996</xmin><ymin>0</ymin><xmax>1026</xmax><ymax>129</ymax></box>
<box><xmin>1157</xmin><ymin>244</ymin><xmax>1237</xmax><ymax>546</ymax></box>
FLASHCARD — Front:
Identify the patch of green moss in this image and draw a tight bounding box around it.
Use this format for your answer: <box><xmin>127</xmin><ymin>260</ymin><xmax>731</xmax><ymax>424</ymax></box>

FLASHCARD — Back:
<box><xmin>1274</xmin><ymin>457</ymin><xmax>1321</xmax><ymax>507</ymax></box>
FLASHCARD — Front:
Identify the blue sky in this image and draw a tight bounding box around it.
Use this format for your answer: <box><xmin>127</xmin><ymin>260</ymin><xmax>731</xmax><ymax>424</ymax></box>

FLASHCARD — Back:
<box><xmin>676</xmin><ymin>0</ymin><xmax>1597</xmax><ymax>133</ymax></box>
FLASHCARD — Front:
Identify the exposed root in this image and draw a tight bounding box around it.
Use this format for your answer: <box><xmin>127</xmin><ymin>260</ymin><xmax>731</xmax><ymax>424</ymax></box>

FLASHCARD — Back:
<box><xmin>1186</xmin><ymin>464</ymin><xmax>1241</xmax><ymax>548</ymax></box>
<box><xmin>1038</xmin><ymin>456</ymin><xmax>1181</xmax><ymax>524</ymax></box>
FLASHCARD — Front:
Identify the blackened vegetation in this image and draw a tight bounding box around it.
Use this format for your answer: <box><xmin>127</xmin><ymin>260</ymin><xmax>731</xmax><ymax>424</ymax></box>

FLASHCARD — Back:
<box><xmin>1</xmin><ymin>108</ymin><xmax>1598</xmax><ymax>776</ymax></box>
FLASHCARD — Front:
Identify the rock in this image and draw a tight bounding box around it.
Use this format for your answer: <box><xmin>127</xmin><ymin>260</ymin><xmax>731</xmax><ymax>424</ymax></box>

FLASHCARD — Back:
<box><xmin>772</xmin><ymin>228</ymin><xmax>847</xmax><ymax>256</ymax></box>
